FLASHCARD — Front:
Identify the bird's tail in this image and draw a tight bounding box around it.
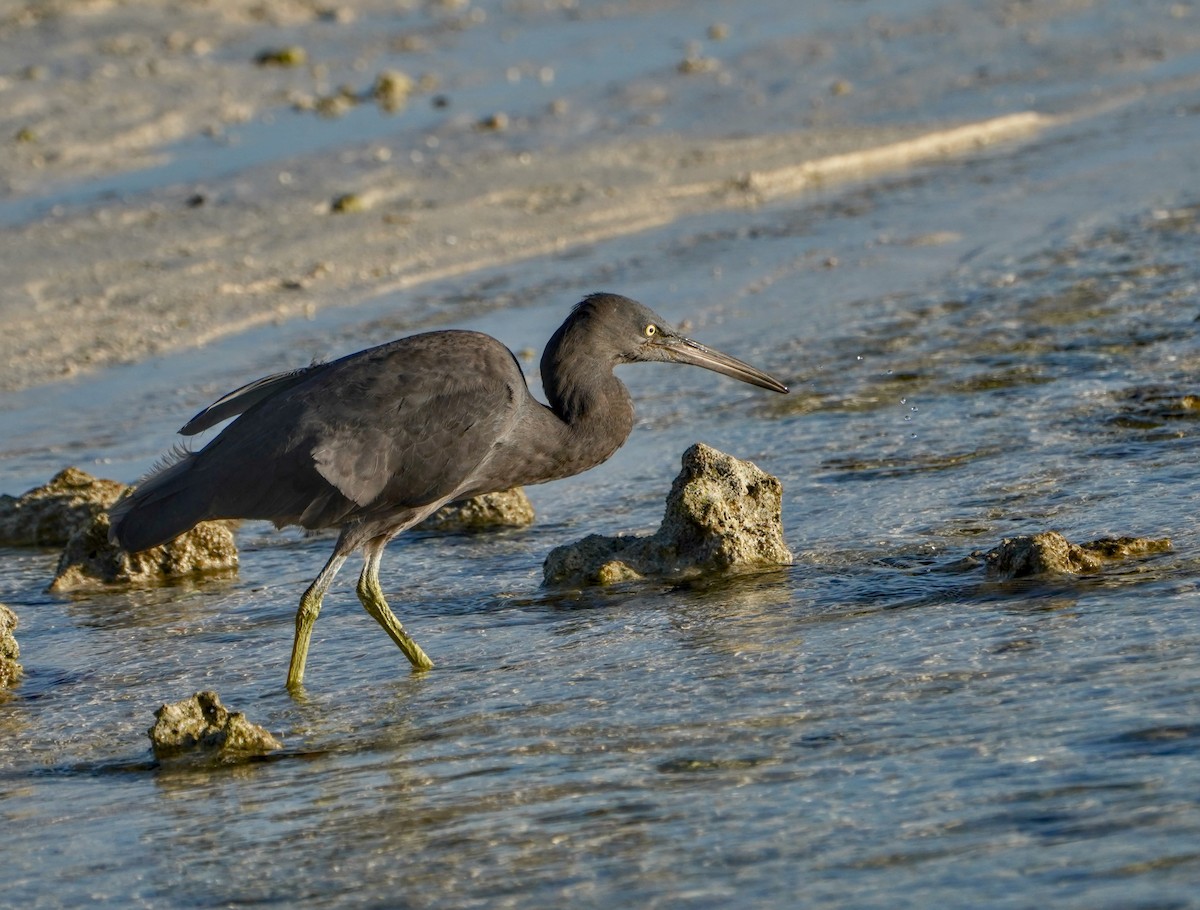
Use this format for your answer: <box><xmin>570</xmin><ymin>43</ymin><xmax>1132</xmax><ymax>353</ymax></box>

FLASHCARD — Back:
<box><xmin>108</xmin><ymin>447</ymin><xmax>213</xmax><ymax>552</ymax></box>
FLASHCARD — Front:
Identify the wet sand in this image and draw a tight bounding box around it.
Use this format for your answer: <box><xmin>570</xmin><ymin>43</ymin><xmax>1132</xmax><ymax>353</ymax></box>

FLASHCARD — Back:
<box><xmin>0</xmin><ymin>110</ymin><xmax>1051</xmax><ymax>391</ymax></box>
<box><xmin>5</xmin><ymin>0</ymin><xmax>1194</xmax><ymax>392</ymax></box>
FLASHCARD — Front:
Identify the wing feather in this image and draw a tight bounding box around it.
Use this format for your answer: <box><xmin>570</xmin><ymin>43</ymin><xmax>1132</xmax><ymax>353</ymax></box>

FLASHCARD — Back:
<box><xmin>187</xmin><ymin>331</ymin><xmax>527</xmax><ymax>530</ymax></box>
<box><xmin>306</xmin><ymin>338</ymin><xmax>523</xmax><ymax>511</ymax></box>
<box><xmin>180</xmin><ymin>365</ymin><xmax>324</xmax><ymax>435</ymax></box>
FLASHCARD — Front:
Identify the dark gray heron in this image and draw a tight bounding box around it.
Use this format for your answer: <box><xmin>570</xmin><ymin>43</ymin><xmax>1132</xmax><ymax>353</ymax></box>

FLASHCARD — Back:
<box><xmin>109</xmin><ymin>293</ymin><xmax>788</xmax><ymax>688</ymax></box>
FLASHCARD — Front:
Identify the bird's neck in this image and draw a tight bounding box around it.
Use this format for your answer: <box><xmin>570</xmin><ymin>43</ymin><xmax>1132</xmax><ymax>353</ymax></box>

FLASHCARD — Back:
<box><xmin>539</xmin><ymin>349</ymin><xmax>636</xmax><ymax>476</ymax></box>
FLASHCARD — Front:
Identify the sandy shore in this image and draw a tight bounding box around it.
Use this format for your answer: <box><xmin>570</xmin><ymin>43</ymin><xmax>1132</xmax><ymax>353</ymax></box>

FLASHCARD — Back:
<box><xmin>1</xmin><ymin>0</ymin><xmax>1193</xmax><ymax>392</ymax></box>
<box><xmin>0</xmin><ymin>109</ymin><xmax>1050</xmax><ymax>392</ymax></box>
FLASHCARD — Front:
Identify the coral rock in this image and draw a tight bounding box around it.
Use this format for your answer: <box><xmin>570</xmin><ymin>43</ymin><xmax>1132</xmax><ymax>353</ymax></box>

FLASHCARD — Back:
<box><xmin>0</xmin><ymin>467</ymin><xmax>125</xmax><ymax>547</ymax></box>
<box><xmin>984</xmin><ymin>531</ymin><xmax>1171</xmax><ymax>579</ymax></box>
<box><xmin>544</xmin><ymin>443</ymin><xmax>792</xmax><ymax>586</ymax></box>
<box><xmin>0</xmin><ymin>603</ymin><xmax>21</xmax><ymax>688</ymax></box>
<box><xmin>49</xmin><ymin>508</ymin><xmax>237</xmax><ymax>592</ymax></box>
<box><xmin>372</xmin><ymin>69</ymin><xmax>414</xmax><ymax>111</ymax></box>
<box><xmin>419</xmin><ymin>488</ymin><xmax>535</xmax><ymax>533</ymax></box>
<box><xmin>148</xmin><ymin>690</ymin><xmax>282</xmax><ymax>761</ymax></box>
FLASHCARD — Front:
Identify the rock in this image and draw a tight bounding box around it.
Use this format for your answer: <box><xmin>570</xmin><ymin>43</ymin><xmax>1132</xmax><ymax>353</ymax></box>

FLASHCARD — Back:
<box><xmin>983</xmin><ymin>531</ymin><xmax>1171</xmax><ymax>579</ymax></box>
<box><xmin>678</xmin><ymin>55</ymin><xmax>720</xmax><ymax>74</ymax></box>
<box><xmin>372</xmin><ymin>69</ymin><xmax>414</xmax><ymax>112</ymax></box>
<box><xmin>254</xmin><ymin>46</ymin><xmax>307</xmax><ymax>67</ymax></box>
<box><xmin>0</xmin><ymin>467</ymin><xmax>240</xmax><ymax>590</ymax></box>
<box><xmin>419</xmin><ymin>488</ymin><xmax>535</xmax><ymax>533</ymax></box>
<box><xmin>0</xmin><ymin>467</ymin><xmax>126</xmax><ymax>547</ymax></box>
<box><xmin>1079</xmin><ymin>536</ymin><xmax>1172</xmax><ymax>560</ymax></box>
<box><xmin>656</xmin><ymin>444</ymin><xmax>793</xmax><ymax>569</ymax></box>
<box><xmin>148</xmin><ymin>690</ymin><xmax>282</xmax><ymax>762</ymax></box>
<box><xmin>0</xmin><ymin>604</ymin><xmax>21</xmax><ymax>688</ymax></box>
<box><xmin>331</xmin><ymin>192</ymin><xmax>366</xmax><ymax>213</ymax></box>
<box><xmin>542</xmin><ymin>533</ymin><xmax>647</xmax><ymax>586</ymax></box>
<box><xmin>476</xmin><ymin>112</ymin><xmax>509</xmax><ymax>131</ymax></box>
<box><xmin>49</xmin><ymin>508</ymin><xmax>237</xmax><ymax>592</ymax></box>
<box><xmin>543</xmin><ymin>443</ymin><xmax>793</xmax><ymax>586</ymax></box>
<box><xmin>1108</xmin><ymin>385</ymin><xmax>1200</xmax><ymax>429</ymax></box>
<box><xmin>314</xmin><ymin>86</ymin><xmax>359</xmax><ymax>118</ymax></box>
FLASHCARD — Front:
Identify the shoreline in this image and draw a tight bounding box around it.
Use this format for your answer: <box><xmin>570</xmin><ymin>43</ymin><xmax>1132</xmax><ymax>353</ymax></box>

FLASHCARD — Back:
<box><xmin>0</xmin><ymin>113</ymin><xmax>1051</xmax><ymax>394</ymax></box>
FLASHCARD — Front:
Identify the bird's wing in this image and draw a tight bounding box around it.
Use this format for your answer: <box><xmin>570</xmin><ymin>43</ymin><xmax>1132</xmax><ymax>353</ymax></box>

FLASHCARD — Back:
<box><xmin>299</xmin><ymin>333</ymin><xmax>525</xmax><ymax>513</ymax></box>
<box><xmin>180</xmin><ymin>332</ymin><xmax>526</xmax><ymax>530</ymax></box>
<box><xmin>180</xmin><ymin>365</ymin><xmax>324</xmax><ymax>435</ymax></box>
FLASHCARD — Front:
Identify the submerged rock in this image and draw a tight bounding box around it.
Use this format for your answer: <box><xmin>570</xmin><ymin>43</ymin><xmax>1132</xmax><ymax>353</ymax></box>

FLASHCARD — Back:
<box><xmin>1108</xmin><ymin>385</ymin><xmax>1200</xmax><ymax>430</ymax></box>
<box><xmin>0</xmin><ymin>467</ymin><xmax>125</xmax><ymax>547</ymax></box>
<box><xmin>0</xmin><ymin>603</ymin><xmax>21</xmax><ymax>688</ymax></box>
<box><xmin>148</xmin><ymin>690</ymin><xmax>282</xmax><ymax>762</ymax></box>
<box><xmin>50</xmin><ymin>508</ymin><xmax>237</xmax><ymax>592</ymax></box>
<box><xmin>543</xmin><ymin>443</ymin><xmax>793</xmax><ymax>587</ymax></box>
<box><xmin>983</xmin><ymin>531</ymin><xmax>1171</xmax><ymax>579</ymax></box>
<box><xmin>419</xmin><ymin>488</ymin><xmax>535</xmax><ymax>533</ymax></box>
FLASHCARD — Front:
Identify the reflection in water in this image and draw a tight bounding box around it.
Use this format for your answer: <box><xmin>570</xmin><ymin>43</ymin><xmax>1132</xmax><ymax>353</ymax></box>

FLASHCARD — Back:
<box><xmin>667</xmin><ymin>568</ymin><xmax>802</xmax><ymax>657</ymax></box>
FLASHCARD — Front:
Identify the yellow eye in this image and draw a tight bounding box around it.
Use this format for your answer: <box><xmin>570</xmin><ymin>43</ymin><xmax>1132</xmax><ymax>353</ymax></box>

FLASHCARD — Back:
<box><xmin>644</xmin><ymin>324</ymin><xmax>657</xmax><ymax>337</ymax></box>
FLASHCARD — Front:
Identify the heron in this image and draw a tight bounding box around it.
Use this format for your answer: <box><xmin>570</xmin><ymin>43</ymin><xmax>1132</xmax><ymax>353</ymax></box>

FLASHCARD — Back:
<box><xmin>109</xmin><ymin>293</ymin><xmax>788</xmax><ymax>688</ymax></box>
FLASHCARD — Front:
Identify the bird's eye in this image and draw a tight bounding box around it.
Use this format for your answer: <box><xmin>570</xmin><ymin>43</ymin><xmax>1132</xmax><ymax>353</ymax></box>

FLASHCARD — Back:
<box><xmin>644</xmin><ymin>324</ymin><xmax>657</xmax><ymax>338</ymax></box>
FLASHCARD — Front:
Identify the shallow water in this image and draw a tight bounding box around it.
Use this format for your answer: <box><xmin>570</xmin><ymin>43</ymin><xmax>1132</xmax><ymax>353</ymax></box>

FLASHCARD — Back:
<box><xmin>5</xmin><ymin>1</ymin><xmax>1200</xmax><ymax>908</ymax></box>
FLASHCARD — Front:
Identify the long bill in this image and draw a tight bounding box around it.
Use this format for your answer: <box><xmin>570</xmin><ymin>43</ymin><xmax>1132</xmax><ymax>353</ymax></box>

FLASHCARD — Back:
<box><xmin>662</xmin><ymin>335</ymin><xmax>789</xmax><ymax>394</ymax></box>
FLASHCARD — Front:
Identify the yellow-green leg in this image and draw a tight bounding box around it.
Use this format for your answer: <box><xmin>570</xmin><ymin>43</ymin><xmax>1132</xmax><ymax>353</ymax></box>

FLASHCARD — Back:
<box><xmin>287</xmin><ymin>550</ymin><xmax>348</xmax><ymax>690</ymax></box>
<box><xmin>357</xmin><ymin>541</ymin><xmax>434</xmax><ymax>671</ymax></box>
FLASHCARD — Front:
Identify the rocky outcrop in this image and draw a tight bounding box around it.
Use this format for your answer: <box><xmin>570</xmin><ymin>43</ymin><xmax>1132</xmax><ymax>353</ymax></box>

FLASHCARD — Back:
<box><xmin>50</xmin><ymin>508</ymin><xmax>237</xmax><ymax>592</ymax></box>
<box><xmin>0</xmin><ymin>604</ymin><xmax>21</xmax><ymax>689</ymax></box>
<box><xmin>148</xmin><ymin>690</ymin><xmax>282</xmax><ymax>762</ymax></box>
<box><xmin>0</xmin><ymin>467</ymin><xmax>125</xmax><ymax>547</ymax></box>
<box><xmin>544</xmin><ymin>443</ymin><xmax>793</xmax><ymax>586</ymax></box>
<box><xmin>419</xmin><ymin>488</ymin><xmax>535</xmax><ymax>533</ymax></box>
<box><xmin>983</xmin><ymin>531</ymin><xmax>1171</xmax><ymax>579</ymax></box>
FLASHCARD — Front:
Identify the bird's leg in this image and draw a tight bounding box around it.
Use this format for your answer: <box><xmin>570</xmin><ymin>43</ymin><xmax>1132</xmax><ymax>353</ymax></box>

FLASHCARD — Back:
<box><xmin>287</xmin><ymin>549</ymin><xmax>349</xmax><ymax>690</ymax></box>
<box><xmin>356</xmin><ymin>540</ymin><xmax>434</xmax><ymax>671</ymax></box>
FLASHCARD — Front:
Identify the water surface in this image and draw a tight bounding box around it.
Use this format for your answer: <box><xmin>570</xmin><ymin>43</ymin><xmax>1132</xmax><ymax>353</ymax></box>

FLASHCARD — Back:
<box><xmin>4</xmin><ymin>1</ymin><xmax>1200</xmax><ymax>907</ymax></box>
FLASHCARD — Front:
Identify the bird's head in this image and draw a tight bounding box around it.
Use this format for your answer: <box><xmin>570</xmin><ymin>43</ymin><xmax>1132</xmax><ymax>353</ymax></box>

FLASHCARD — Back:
<box><xmin>562</xmin><ymin>292</ymin><xmax>789</xmax><ymax>394</ymax></box>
